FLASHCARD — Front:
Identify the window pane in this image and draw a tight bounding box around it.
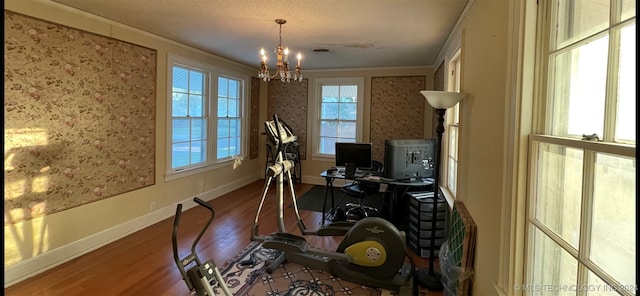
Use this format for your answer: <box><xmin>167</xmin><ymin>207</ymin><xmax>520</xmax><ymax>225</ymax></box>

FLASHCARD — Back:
<box><xmin>228</xmin><ymin>79</ymin><xmax>238</xmax><ymax>98</ymax></box>
<box><xmin>530</xmin><ymin>227</ymin><xmax>578</xmax><ymax>296</ymax></box>
<box><xmin>218</xmin><ymin>98</ymin><xmax>228</xmax><ymax>117</ymax></box>
<box><xmin>172</xmin><ymin>93</ymin><xmax>188</xmax><ymax>116</ymax></box>
<box><xmin>229</xmin><ymin>136</ymin><xmax>239</xmax><ymax>155</ymax></box>
<box><xmin>172</xmin><ymin>119</ymin><xmax>189</xmax><ymax>142</ymax></box>
<box><xmin>188</xmin><ymin>94</ymin><xmax>203</xmax><ymax>117</ymax></box>
<box><xmin>340</xmin><ymin>85</ymin><xmax>357</xmax><ymax>100</ymax></box>
<box><xmin>228</xmin><ymin>99</ymin><xmax>239</xmax><ymax>117</ymax></box>
<box><xmin>338</xmin><ymin>102</ymin><xmax>357</xmax><ymax>120</ymax></box>
<box><xmin>337</xmin><ymin>121</ymin><xmax>356</xmax><ymax>139</ymax></box>
<box><xmin>217</xmin><ymin>138</ymin><xmax>229</xmax><ymax>159</ymax></box>
<box><xmin>189</xmin><ymin>71</ymin><xmax>203</xmax><ymax>94</ymax></box>
<box><xmin>321</xmin><ymin>102</ymin><xmax>338</xmax><ymax>119</ymax></box>
<box><xmin>447</xmin><ymin>126</ymin><xmax>458</xmax><ymax>194</ymax></box>
<box><xmin>590</xmin><ymin>153</ymin><xmax>636</xmax><ymax>286</ymax></box>
<box><xmin>322</xmin><ymin>85</ymin><xmax>339</xmax><ymax>100</ymax></box>
<box><xmin>447</xmin><ymin>157</ymin><xmax>457</xmax><ymax>194</ymax></box>
<box><xmin>190</xmin><ymin>140</ymin><xmax>206</xmax><ymax>163</ymax></box>
<box><xmin>320</xmin><ymin>137</ymin><xmax>337</xmax><ymax>154</ymax></box>
<box><xmin>191</xmin><ymin>119</ymin><xmax>206</xmax><ymax>141</ymax></box>
<box><xmin>172</xmin><ymin>67</ymin><xmax>188</xmax><ymax>91</ymax></box>
<box><xmin>615</xmin><ymin>24</ymin><xmax>636</xmax><ymax>143</ymax></box>
<box><xmin>230</xmin><ymin>119</ymin><xmax>239</xmax><ymax>136</ymax></box>
<box><xmin>217</xmin><ymin>119</ymin><xmax>229</xmax><ymax>138</ymax></box>
<box><xmin>587</xmin><ymin>271</ymin><xmax>624</xmax><ymax>296</ymax></box>
<box><xmin>218</xmin><ymin>77</ymin><xmax>228</xmax><ymax>97</ymax></box>
<box><xmin>534</xmin><ymin>143</ymin><xmax>583</xmax><ymax>248</ymax></box>
<box><xmin>172</xmin><ymin>142</ymin><xmax>189</xmax><ymax>168</ymax></box>
<box><xmin>320</xmin><ymin>121</ymin><xmax>337</xmax><ymax>137</ymax></box>
<box><xmin>551</xmin><ymin>35</ymin><xmax>608</xmax><ymax>138</ymax></box>
<box><xmin>555</xmin><ymin>0</ymin><xmax>609</xmax><ymax>49</ymax></box>
<box><xmin>621</xmin><ymin>0</ymin><xmax>635</xmax><ymax>21</ymax></box>
<box><xmin>449</xmin><ymin>126</ymin><xmax>458</xmax><ymax>158</ymax></box>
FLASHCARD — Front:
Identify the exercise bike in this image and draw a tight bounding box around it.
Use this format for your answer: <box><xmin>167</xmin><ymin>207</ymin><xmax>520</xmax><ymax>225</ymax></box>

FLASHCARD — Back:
<box><xmin>172</xmin><ymin>197</ymin><xmax>232</xmax><ymax>296</ymax></box>
<box><xmin>251</xmin><ymin>114</ymin><xmax>415</xmax><ymax>294</ymax></box>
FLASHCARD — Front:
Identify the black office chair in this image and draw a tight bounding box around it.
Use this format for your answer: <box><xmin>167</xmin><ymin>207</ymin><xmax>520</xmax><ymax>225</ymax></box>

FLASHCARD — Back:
<box><xmin>341</xmin><ymin>160</ymin><xmax>384</xmax><ymax>222</ymax></box>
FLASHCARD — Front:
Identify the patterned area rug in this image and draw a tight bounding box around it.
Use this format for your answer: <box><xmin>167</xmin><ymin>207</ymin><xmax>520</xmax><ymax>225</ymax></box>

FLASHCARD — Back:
<box><xmin>213</xmin><ymin>241</ymin><xmax>402</xmax><ymax>295</ymax></box>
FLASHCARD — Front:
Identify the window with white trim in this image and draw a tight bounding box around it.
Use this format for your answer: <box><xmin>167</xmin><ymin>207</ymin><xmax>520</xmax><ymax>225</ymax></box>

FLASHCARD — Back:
<box><xmin>167</xmin><ymin>55</ymin><xmax>246</xmax><ymax>176</ymax></box>
<box><xmin>170</xmin><ymin>65</ymin><xmax>208</xmax><ymax>169</ymax></box>
<box><xmin>526</xmin><ymin>1</ymin><xmax>635</xmax><ymax>294</ymax></box>
<box><xmin>444</xmin><ymin>50</ymin><xmax>462</xmax><ymax>197</ymax></box>
<box><xmin>312</xmin><ymin>77</ymin><xmax>365</xmax><ymax>157</ymax></box>
<box><xmin>216</xmin><ymin>76</ymin><xmax>242</xmax><ymax>160</ymax></box>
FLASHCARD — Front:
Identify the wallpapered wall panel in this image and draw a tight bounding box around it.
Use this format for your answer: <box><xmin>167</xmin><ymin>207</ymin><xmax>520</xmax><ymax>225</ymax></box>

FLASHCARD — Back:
<box><xmin>370</xmin><ymin>76</ymin><xmax>426</xmax><ymax>162</ymax></box>
<box><xmin>4</xmin><ymin>11</ymin><xmax>157</xmax><ymax>224</ymax></box>
<box><xmin>266</xmin><ymin>79</ymin><xmax>308</xmax><ymax>160</ymax></box>
<box><xmin>249</xmin><ymin>77</ymin><xmax>260</xmax><ymax>159</ymax></box>
<box><xmin>431</xmin><ymin>62</ymin><xmax>446</xmax><ymax>137</ymax></box>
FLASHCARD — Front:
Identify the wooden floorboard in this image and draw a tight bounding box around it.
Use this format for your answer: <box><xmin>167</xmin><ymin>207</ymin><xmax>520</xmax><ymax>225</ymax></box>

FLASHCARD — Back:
<box><xmin>4</xmin><ymin>180</ymin><xmax>443</xmax><ymax>296</ymax></box>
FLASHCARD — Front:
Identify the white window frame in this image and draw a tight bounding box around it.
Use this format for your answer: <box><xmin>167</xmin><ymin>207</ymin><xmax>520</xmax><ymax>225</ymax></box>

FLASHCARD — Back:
<box><xmin>443</xmin><ymin>49</ymin><xmax>462</xmax><ymax>198</ymax></box>
<box><xmin>166</xmin><ymin>54</ymin><xmax>249</xmax><ymax>180</ymax></box>
<box><xmin>216</xmin><ymin>75</ymin><xmax>245</xmax><ymax>161</ymax></box>
<box><xmin>310</xmin><ymin>77</ymin><xmax>365</xmax><ymax>161</ymax></box>
<box><xmin>524</xmin><ymin>1</ymin><xmax>636</xmax><ymax>295</ymax></box>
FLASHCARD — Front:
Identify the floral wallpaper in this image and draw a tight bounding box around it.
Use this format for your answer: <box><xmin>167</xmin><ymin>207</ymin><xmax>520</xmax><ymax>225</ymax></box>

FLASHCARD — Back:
<box><xmin>432</xmin><ymin>62</ymin><xmax>446</xmax><ymax>137</ymax></box>
<box><xmin>249</xmin><ymin>77</ymin><xmax>260</xmax><ymax>159</ymax></box>
<box><xmin>370</xmin><ymin>76</ymin><xmax>426</xmax><ymax>162</ymax></box>
<box><xmin>4</xmin><ymin>11</ymin><xmax>157</xmax><ymax>224</ymax></box>
<box><xmin>266</xmin><ymin>79</ymin><xmax>308</xmax><ymax>160</ymax></box>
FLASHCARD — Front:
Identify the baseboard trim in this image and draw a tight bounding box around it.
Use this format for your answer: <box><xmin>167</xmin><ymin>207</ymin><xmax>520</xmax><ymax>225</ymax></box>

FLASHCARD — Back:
<box><xmin>4</xmin><ymin>174</ymin><xmax>259</xmax><ymax>288</ymax></box>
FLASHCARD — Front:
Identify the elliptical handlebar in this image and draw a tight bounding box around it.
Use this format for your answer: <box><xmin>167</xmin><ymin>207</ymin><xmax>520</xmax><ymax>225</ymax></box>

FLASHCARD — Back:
<box><xmin>272</xmin><ymin>114</ymin><xmax>284</xmax><ymax>152</ymax></box>
<box><xmin>189</xmin><ymin>198</ymin><xmax>214</xmax><ymax>257</ymax></box>
<box><xmin>172</xmin><ymin>197</ymin><xmax>218</xmax><ymax>294</ymax></box>
<box><xmin>194</xmin><ymin>197</ymin><xmax>214</xmax><ymax>213</ymax></box>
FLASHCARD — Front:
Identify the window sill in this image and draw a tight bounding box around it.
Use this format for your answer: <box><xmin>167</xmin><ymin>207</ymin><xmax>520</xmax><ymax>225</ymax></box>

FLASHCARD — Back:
<box><xmin>164</xmin><ymin>160</ymin><xmax>234</xmax><ymax>182</ymax></box>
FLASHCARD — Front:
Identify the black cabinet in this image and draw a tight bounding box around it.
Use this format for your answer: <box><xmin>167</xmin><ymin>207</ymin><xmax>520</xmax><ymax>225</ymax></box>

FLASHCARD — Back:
<box><xmin>406</xmin><ymin>190</ymin><xmax>449</xmax><ymax>258</ymax></box>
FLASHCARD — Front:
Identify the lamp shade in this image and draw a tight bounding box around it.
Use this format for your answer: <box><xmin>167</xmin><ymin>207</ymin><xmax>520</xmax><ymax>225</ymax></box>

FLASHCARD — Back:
<box><xmin>420</xmin><ymin>91</ymin><xmax>467</xmax><ymax>109</ymax></box>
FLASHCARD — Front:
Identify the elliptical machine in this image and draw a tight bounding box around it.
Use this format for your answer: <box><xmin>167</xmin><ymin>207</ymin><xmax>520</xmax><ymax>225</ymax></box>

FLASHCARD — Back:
<box><xmin>172</xmin><ymin>197</ymin><xmax>232</xmax><ymax>296</ymax></box>
<box><xmin>252</xmin><ymin>114</ymin><xmax>415</xmax><ymax>294</ymax></box>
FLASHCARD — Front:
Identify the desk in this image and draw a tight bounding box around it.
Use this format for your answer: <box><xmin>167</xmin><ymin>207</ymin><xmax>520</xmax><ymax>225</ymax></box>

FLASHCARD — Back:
<box><xmin>320</xmin><ymin>170</ymin><xmax>433</xmax><ymax>226</ymax></box>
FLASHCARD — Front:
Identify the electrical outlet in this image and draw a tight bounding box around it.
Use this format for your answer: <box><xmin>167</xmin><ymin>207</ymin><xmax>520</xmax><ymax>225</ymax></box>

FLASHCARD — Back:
<box><xmin>150</xmin><ymin>202</ymin><xmax>156</xmax><ymax>212</ymax></box>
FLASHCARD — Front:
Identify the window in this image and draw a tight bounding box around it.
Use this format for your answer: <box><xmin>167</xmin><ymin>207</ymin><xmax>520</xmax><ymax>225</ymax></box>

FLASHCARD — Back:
<box><xmin>217</xmin><ymin>76</ymin><xmax>242</xmax><ymax>160</ymax></box>
<box><xmin>311</xmin><ymin>77</ymin><xmax>365</xmax><ymax>157</ymax></box>
<box><xmin>527</xmin><ymin>1</ymin><xmax>635</xmax><ymax>294</ymax></box>
<box><xmin>444</xmin><ymin>50</ymin><xmax>462</xmax><ymax>197</ymax></box>
<box><xmin>167</xmin><ymin>55</ymin><xmax>247</xmax><ymax>177</ymax></box>
<box><xmin>170</xmin><ymin>65</ymin><xmax>208</xmax><ymax>169</ymax></box>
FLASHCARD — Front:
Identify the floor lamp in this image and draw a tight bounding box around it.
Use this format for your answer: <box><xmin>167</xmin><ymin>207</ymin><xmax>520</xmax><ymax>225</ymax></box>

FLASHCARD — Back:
<box><xmin>416</xmin><ymin>90</ymin><xmax>467</xmax><ymax>291</ymax></box>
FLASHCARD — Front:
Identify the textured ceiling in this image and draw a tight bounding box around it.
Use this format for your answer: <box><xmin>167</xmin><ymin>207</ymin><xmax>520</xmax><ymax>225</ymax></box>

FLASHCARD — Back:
<box><xmin>50</xmin><ymin>0</ymin><xmax>468</xmax><ymax>70</ymax></box>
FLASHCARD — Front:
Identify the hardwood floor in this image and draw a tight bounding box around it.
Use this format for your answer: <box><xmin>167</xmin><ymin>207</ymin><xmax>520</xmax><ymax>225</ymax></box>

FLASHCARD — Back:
<box><xmin>4</xmin><ymin>180</ymin><xmax>443</xmax><ymax>296</ymax></box>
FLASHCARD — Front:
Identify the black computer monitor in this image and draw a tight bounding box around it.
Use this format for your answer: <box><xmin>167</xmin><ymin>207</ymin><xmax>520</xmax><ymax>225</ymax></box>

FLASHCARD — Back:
<box><xmin>335</xmin><ymin>142</ymin><xmax>373</xmax><ymax>170</ymax></box>
<box><xmin>383</xmin><ymin>139</ymin><xmax>436</xmax><ymax>180</ymax></box>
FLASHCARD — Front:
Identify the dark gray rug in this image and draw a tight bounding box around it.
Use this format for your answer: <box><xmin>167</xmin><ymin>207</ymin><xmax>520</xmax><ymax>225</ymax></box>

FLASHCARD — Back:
<box><xmin>294</xmin><ymin>185</ymin><xmax>385</xmax><ymax>214</ymax></box>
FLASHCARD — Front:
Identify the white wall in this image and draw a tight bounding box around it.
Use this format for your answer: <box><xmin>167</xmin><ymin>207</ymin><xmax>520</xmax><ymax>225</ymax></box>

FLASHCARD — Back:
<box><xmin>455</xmin><ymin>0</ymin><xmax>511</xmax><ymax>295</ymax></box>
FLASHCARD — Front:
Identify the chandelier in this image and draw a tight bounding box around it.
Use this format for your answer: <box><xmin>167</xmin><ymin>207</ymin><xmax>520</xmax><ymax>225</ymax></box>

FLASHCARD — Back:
<box><xmin>258</xmin><ymin>19</ymin><xmax>302</xmax><ymax>82</ymax></box>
